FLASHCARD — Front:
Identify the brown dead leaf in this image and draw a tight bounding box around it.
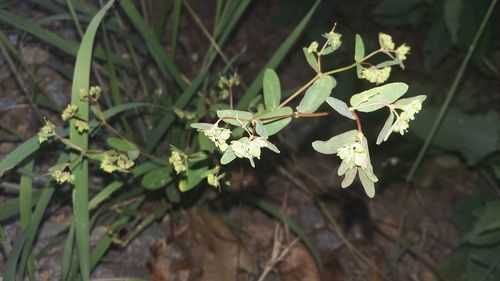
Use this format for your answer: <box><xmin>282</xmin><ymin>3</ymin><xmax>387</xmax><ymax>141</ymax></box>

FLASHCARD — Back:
<box><xmin>278</xmin><ymin>241</ymin><xmax>321</xmax><ymax>281</ymax></box>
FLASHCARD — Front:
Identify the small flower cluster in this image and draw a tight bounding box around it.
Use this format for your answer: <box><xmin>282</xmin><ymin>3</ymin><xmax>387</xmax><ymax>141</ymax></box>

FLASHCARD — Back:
<box><xmin>230</xmin><ymin>137</ymin><xmax>268</xmax><ymax>166</ymax></box>
<box><xmin>378</xmin><ymin>33</ymin><xmax>411</xmax><ymax>63</ymax></box>
<box><xmin>199</xmin><ymin>123</ymin><xmax>231</xmax><ymax>152</ymax></box>
<box><xmin>324</xmin><ymin>31</ymin><xmax>342</xmax><ymax>51</ymax></box>
<box><xmin>75</xmin><ymin>120</ymin><xmax>89</xmax><ymax>133</ymax></box>
<box><xmin>51</xmin><ymin>164</ymin><xmax>75</xmax><ymax>184</ymax></box>
<box><xmin>62</xmin><ymin>104</ymin><xmax>78</xmax><ymax>121</ymax></box>
<box><xmin>307</xmin><ymin>41</ymin><xmax>319</xmax><ymax>53</ymax></box>
<box><xmin>392</xmin><ymin>98</ymin><xmax>423</xmax><ymax>135</ymax></box>
<box><xmin>360</xmin><ymin>67</ymin><xmax>391</xmax><ymax>84</ymax></box>
<box><xmin>359</xmin><ymin>33</ymin><xmax>410</xmax><ymax>84</ymax></box>
<box><xmin>100</xmin><ymin>150</ymin><xmax>134</xmax><ymax>173</ymax></box>
<box><xmin>80</xmin><ymin>86</ymin><xmax>102</xmax><ymax>101</ymax></box>
<box><xmin>38</xmin><ymin>118</ymin><xmax>56</xmax><ymax>143</ymax></box>
<box><xmin>337</xmin><ymin>140</ymin><xmax>368</xmax><ymax>170</ymax></box>
<box><xmin>169</xmin><ymin>149</ymin><xmax>187</xmax><ymax>174</ymax></box>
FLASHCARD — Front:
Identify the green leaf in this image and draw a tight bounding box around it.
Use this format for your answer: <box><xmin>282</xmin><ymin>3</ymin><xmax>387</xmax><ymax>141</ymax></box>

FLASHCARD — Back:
<box><xmin>312</xmin><ymin>130</ymin><xmax>358</xmax><ymax>154</ymax></box>
<box><xmin>106</xmin><ymin>137</ymin><xmax>139</xmax><ymax>159</ymax></box>
<box><xmin>326</xmin><ymin>97</ymin><xmax>355</xmax><ymax>120</ymax></box>
<box><xmin>263</xmin><ymin>69</ymin><xmax>281</xmax><ymax>110</ymax></box>
<box><xmin>302</xmin><ymin>47</ymin><xmax>319</xmax><ymax>71</ymax></box>
<box><xmin>166</xmin><ymin>184</ymin><xmax>181</xmax><ymax>203</ymax></box>
<box><xmin>444</xmin><ymin>0</ymin><xmax>463</xmax><ymax>44</ymax></box>
<box><xmin>217</xmin><ymin>110</ymin><xmax>253</xmax><ymax>127</ymax></box>
<box><xmin>424</xmin><ymin>18</ymin><xmax>452</xmax><ymax>71</ymax></box>
<box><xmin>255</xmin><ymin>120</ymin><xmax>268</xmax><ymax>138</ymax></box>
<box><xmin>198</xmin><ymin>133</ymin><xmax>216</xmax><ymax>152</ymax></box>
<box><xmin>354</xmin><ymin>34</ymin><xmax>365</xmax><ymax>62</ymax></box>
<box><xmin>141</xmin><ymin>166</ymin><xmax>173</xmax><ymax>190</ymax></box>
<box><xmin>342</xmin><ymin>168</ymin><xmax>357</xmax><ymax>188</ymax></box>
<box><xmin>337</xmin><ymin>159</ymin><xmax>350</xmax><ymax>176</ymax></box>
<box><xmin>119</xmin><ymin>0</ymin><xmax>186</xmax><ymax>89</ymax></box>
<box><xmin>411</xmin><ymin>109</ymin><xmax>499</xmax><ymax>164</ymax></box>
<box><xmin>258</xmin><ymin>107</ymin><xmax>293</xmax><ymax>136</ymax></box>
<box><xmin>191</xmin><ymin>122</ymin><xmax>214</xmax><ymax>130</ymax></box>
<box><xmin>376</xmin><ymin>111</ymin><xmax>395</xmax><ymax>144</ymax></box>
<box><xmin>68</xmin><ymin>2</ymin><xmax>116</xmax><ymax>280</ymax></box>
<box><xmin>358</xmin><ymin>169</ymin><xmax>375</xmax><ymax>198</ymax></box>
<box><xmin>393</xmin><ymin>95</ymin><xmax>427</xmax><ymax>107</ymax></box>
<box><xmin>181</xmin><ymin>166</ymin><xmax>208</xmax><ymax>192</ymax></box>
<box><xmin>297</xmin><ymin>76</ymin><xmax>336</xmax><ymax>113</ymax></box>
<box><xmin>463</xmin><ymin>201</ymin><xmax>500</xmax><ymax>246</ymax></box>
<box><xmin>221</xmin><ymin>148</ymin><xmax>236</xmax><ymax>165</ymax></box>
<box><xmin>350</xmin><ymin>82</ymin><xmax>409</xmax><ymax>112</ymax></box>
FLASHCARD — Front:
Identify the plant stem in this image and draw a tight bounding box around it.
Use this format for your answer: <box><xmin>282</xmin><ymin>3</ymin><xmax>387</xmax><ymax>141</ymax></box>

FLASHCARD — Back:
<box><xmin>278</xmin><ymin>50</ymin><xmax>382</xmax><ymax>109</ymax></box>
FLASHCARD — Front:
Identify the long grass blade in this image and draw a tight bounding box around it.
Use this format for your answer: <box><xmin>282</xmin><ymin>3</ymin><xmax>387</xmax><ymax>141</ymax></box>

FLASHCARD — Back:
<box><xmin>69</xmin><ymin>1</ymin><xmax>116</xmax><ymax>279</ymax></box>
<box><xmin>19</xmin><ymin>160</ymin><xmax>34</xmax><ymax>229</ymax></box>
<box><xmin>170</xmin><ymin>0</ymin><xmax>181</xmax><ymax>57</ymax></box>
<box><xmin>237</xmin><ymin>0</ymin><xmax>321</xmax><ymax>109</ymax></box>
<box><xmin>0</xmin><ymin>9</ymin><xmax>131</xmax><ymax>69</ymax></box>
<box><xmin>16</xmin><ymin>186</ymin><xmax>55</xmax><ymax>280</ymax></box>
<box><xmin>145</xmin><ymin>0</ymin><xmax>253</xmax><ymax>152</ymax></box>
<box><xmin>119</xmin><ymin>0</ymin><xmax>187</xmax><ymax>89</ymax></box>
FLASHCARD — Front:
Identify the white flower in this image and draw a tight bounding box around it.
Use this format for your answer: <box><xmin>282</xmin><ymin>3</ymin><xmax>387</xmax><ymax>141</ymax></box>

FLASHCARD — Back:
<box><xmin>379</xmin><ymin>33</ymin><xmax>395</xmax><ymax>50</ymax></box>
<box><xmin>324</xmin><ymin>31</ymin><xmax>342</xmax><ymax>50</ymax></box>
<box><xmin>361</xmin><ymin>67</ymin><xmax>391</xmax><ymax>84</ymax></box>
<box><xmin>230</xmin><ymin>137</ymin><xmax>268</xmax><ymax>160</ymax></box>
<box><xmin>61</xmin><ymin>104</ymin><xmax>78</xmax><ymax>121</ymax></box>
<box><xmin>393</xmin><ymin>118</ymin><xmax>409</xmax><ymax>135</ymax></box>
<box><xmin>38</xmin><ymin>118</ymin><xmax>56</xmax><ymax>143</ymax></box>
<box><xmin>396</xmin><ymin>44</ymin><xmax>410</xmax><ymax>61</ymax></box>
<box><xmin>307</xmin><ymin>41</ymin><xmax>319</xmax><ymax>53</ymax></box>
<box><xmin>402</xmin><ymin>99</ymin><xmax>422</xmax><ymax>120</ymax></box>
<box><xmin>169</xmin><ymin>150</ymin><xmax>186</xmax><ymax>174</ymax></box>
<box><xmin>336</xmin><ymin>141</ymin><xmax>368</xmax><ymax>169</ymax></box>
<box><xmin>203</xmin><ymin>124</ymin><xmax>231</xmax><ymax>152</ymax></box>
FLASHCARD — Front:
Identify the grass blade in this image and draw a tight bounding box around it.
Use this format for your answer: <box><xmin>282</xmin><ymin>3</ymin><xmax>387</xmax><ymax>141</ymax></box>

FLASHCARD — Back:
<box><xmin>236</xmin><ymin>0</ymin><xmax>321</xmax><ymax>109</ymax></box>
<box><xmin>119</xmin><ymin>0</ymin><xmax>187</xmax><ymax>89</ymax></box>
<box><xmin>171</xmin><ymin>0</ymin><xmax>181</xmax><ymax>57</ymax></box>
<box><xmin>0</xmin><ymin>9</ymin><xmax>131</xmax><ymax>69</ymax></box>
<box><xmin>19</xmin><ymin>160</ymin><xmax>34</xmax><ymax>229</ymax></box>
<box><xmin>16</xmin><ymin>186</ymin><xmax>56</xmax><ymax>280</ymax></box>
<box><xmin>68</xmin><ymin>1</ymin><xmax>116</xmax><ymax>279</ymax></box>
<box><xmin>145</xmin><ymin>0</ymin><xmax>253</xmax><ymax>152</ymax></box>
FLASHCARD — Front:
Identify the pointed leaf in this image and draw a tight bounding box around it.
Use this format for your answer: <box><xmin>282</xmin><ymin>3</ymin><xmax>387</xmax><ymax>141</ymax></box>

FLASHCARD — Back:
<box><xmin>350</xmin><ymin>82</ymin><xmax>409</xmax><ymax>112</ymax></box>
<box><xmin>255</xmin><ymin>120</ymin><xmax>268</xmax><ymax>138</ymax></box>
<box><xmin>302</xmin><ymin>47</ymin><xmax>319</xmax><ymax>71</ymax></box>
<box><xmin>259</xmin><ymin>107</ymin><xmax>293</xmax><ymax>136</ymax></box>
<box><xmin>312</xmin><ymin>130</ymin><xmax>358</xmax><ymax>154</ymax></box>
<box><xmin>297</xmin><ymin>75</ymin><xmax>336</xmax><ymax>113</ymax></box>
<box><xmin>358</xmin><ymin>169</ymin><xmax>375</xmax><ymax>198</ymax></box>
<box><xmin>220</xmin><ymin>148</ymin><xmax>236</xmax><ymax>165</ymax></box>
<box><xmin>338</xmin><ymin>159</ymin><xmax>350</xmax><ymax>176</ymax></box>
<box><xmin>342</xmin><ymin>168</ymin><xmax>357</xmax><ymax>188</ymax></box>
<box><xmin>141</xmin><ymin>166</ymin><xmax>173</xmax><ymax>190</ymax></box>
<box><xmin>263</xmin><ymin>69</ymin><xmax>281</xmax><ymax>110</ymax></box>
<box><xmin>354</xmin><ymin>34</ymin><xmax>365</xmax><ymax>62</ymax></box>
<box><xmin>376</xmin><ymin>111</ymin><xmax>395</xmax><ymax>144</ymax></box>
<box><xmin>326</xmin><ymin>97</ymin><xmax>355</xmax><ymax>120</ymax></box>
<box><xmin>217</xmin><ymin>110</ymin><xmax>253</xmax><ymax>127</ymax></box>
<box><xmin>191</xmin><ymin>122</ymin><xmax>214</xmax><ymax>130</ymax></box>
